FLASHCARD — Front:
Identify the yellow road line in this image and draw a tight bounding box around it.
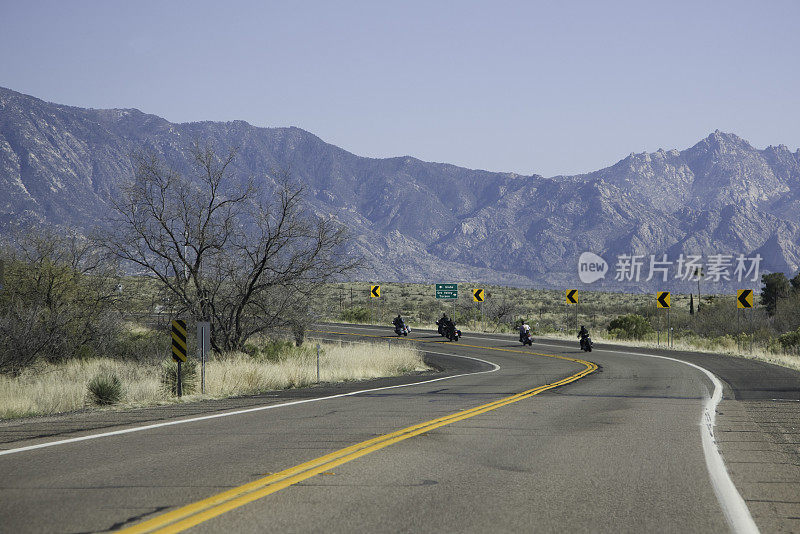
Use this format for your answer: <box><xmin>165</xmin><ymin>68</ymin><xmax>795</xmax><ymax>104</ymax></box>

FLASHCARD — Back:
<box><xmin>121</xmin><ymin>329</ymin><xmax>597</xmax><ymax>533</ymax></box>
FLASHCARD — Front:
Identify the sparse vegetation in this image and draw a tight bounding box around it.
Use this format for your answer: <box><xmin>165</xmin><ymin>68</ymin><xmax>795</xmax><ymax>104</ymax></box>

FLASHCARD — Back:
<box><xmin>0</xmin><ymin>226</ymin><xmax>120</xmax><ymax>375</ymax></box>
<box><xmin>160</xmin><ymin>359</ymin><xmax>198</xmax><ymax>396</ymax></box>
<box><xmin>607</xmin><ymin>314</ymin><xmax>654</xmax><ymax>340</ymax></box>
<box><xmin>0</xmin><ymin>339</ymin><xmax>426</xmax><ymax>419</ymax></box>
<box><xmin>316</xmin><ymin>278</ymin><xmax>800</xmax><ymax>369</ymax></box>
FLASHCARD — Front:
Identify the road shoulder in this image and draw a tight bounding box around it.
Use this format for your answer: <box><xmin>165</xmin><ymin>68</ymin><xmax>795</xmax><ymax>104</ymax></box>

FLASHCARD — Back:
<box><xmin>0</xmin><ymin>351</ymin><xmax>487</xmax><ymax>448</ymax></box>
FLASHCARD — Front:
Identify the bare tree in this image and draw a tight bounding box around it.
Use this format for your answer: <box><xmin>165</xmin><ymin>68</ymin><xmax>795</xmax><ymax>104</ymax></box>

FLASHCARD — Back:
<box><xmin>103</xmin><ymin>144</ymin><xmax>356</xmax><ymax>352</ymax></box>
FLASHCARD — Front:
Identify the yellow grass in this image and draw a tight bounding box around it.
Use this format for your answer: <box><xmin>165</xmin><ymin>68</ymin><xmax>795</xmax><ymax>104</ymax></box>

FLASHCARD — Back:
<box><xmin>205</xmin><ymin>341</ymin><xmax>427</xmax><ymax>396</ymax></box>
<box><xmin>0</xmin><ymin>340</ymin><xmax>426</xmax><ymax>420</ymax></box>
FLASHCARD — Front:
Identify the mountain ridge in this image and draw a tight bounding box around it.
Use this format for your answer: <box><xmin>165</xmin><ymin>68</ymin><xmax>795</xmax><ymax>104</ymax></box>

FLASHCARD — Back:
<box><xmin>1</xmin><ymin>86</ymin><xmax>799</xmax><ymax>289</ymax></box>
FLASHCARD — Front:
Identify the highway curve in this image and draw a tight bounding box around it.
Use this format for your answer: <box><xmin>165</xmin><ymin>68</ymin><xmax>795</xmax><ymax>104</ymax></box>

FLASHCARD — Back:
<box><xmin>0</xmin><ymin>324</ymin><xmax>798</xmax><ymax>533</ymax></box>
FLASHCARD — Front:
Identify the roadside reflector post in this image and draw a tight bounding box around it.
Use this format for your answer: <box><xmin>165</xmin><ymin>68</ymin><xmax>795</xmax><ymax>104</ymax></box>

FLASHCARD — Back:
<box><xmin>316</xmin><ymin>343</ymin><xmax>321</xmax><ymax>383</ymax></box>
<box><xmin>197</xmin><ymin>322</ymin><xmax>210</xmax><ymax>394</ymax></box>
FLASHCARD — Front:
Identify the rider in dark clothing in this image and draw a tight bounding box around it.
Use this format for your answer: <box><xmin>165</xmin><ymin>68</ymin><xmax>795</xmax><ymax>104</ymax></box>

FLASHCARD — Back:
<box><xmin>446</xmin><ymin>317</ymin><xmax>457</xmax><ymax>336</ymax></box>
<box><xmin>437</xmin><ymin>313</ymin><xmax>449</xmax><ymax>334</ymax></box>
<box><xmin>393</xmin><ymin>314</ymin><xmax>404</xmax><ymax>327</ymax></box>
<box><xmin>578</xmin><ymin>325</ymin><xmax>590</xmax><ymax>349</ymax></box>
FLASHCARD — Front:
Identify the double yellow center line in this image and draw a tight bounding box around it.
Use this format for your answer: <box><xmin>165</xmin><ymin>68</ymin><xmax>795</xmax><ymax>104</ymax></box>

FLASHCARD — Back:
<box><xmin>122</xmin><ymin>330</ymin><xmax>597</xmax><ymax>533</ymax></box>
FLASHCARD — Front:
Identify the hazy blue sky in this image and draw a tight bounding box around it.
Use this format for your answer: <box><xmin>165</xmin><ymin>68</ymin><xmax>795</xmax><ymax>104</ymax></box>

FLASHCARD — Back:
<box><xmin>1</xmin><ymin>0</ymin><xmax>798</xmax><ymax>176</ymax></box>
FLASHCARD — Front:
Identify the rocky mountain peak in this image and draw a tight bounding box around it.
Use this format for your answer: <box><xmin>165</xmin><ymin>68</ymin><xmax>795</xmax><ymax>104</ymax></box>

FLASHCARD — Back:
<box><xmin>0</xmin><ymin>87</ymin><xmax>798</xmax><ymax>286</ymax></box>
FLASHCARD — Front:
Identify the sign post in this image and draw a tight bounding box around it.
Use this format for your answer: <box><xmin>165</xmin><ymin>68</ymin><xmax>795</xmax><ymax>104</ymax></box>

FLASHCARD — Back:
<box><xmin>566</xmin><ymin>290</ymin><xmax>579</xmax><ymax>332</ymax></box>
<box><xmin>370</xmin><ymin>285</ymin><xmax>381</xmax><ymax>324</ymax></box>
<box><xmin>657</xmin><ymin>292</ymin><xmax>671</xmax><ymax>347</ymax></box>
<box><xmin>737</xmin><ymin>290</ymin><xmax>753</xmax><ymax>353</ymax></box>
<box><xmin>436</xmin><ymin>283</ymin><xmax>458</xmax><ymax>322</ymax></box>
<box><xmin>473</xmin><ymin>288</ymin><xmax>484</xmax><ymax>326</ymax></box>
<box><xmin>197</xmin><ymin>321</ymin><xmax>210</xmax><ymax>394</ymax></box>
<box><xmin>171</xmin><ymin>319</ymin><xmax>188</xmax><ymax>397</ymax></box>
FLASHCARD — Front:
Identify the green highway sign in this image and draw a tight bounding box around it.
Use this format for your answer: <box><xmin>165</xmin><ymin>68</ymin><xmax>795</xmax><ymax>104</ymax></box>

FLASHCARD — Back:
<box><xmin>435</xmin><ymin>283</ymin><xmax>458</xmax><ymax>299</ymax></box>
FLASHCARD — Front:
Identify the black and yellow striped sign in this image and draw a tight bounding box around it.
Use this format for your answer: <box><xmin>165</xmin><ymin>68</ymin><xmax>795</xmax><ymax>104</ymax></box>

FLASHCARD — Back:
<box><xmin>370</xmin><ymin>285</ymin><xmax>381</xmax><ymax>298</ymax></box>
<box><xmin>657</xmin><ymin>291</ymin><xmax>671</xmax><ymax>309</ymax></box>
<box><xmin>171</xmin><ymin>319</ymin><xmax>187</xmax><ymax>362</ymax></box>
<box><xmin>473</xmin><ymin>288</ymin><xmax>484</xmax><ymax>302</ymax></box>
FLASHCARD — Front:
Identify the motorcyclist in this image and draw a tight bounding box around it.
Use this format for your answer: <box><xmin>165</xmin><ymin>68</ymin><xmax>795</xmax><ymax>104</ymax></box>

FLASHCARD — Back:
<box><xmin>437</xmin><ymin>313</ymin><xmax>450</xmax><ymax>335</ymax></box>
<box><xmin>578</xmin><ymin>325</ymin><xmax>588</xmax><ymax>339</ymax></box>
<box><xmin>578</xmin><ymin>325</ymin><xmax>589</xmax><ymax>349</ymax></box>
<box><xmin>393</xmin><ymin>314</ymin><xmax>406</xmax><ymax>333</ymax></box>
<box><xmin>445</xmin><ymin>316</ymin><xmax>457</xmax><ymax>337</ymax></box>
<box><xmin>519</xmin><ymin>321</ymin><xmax>531</xmax><ymax>342</ymax></box>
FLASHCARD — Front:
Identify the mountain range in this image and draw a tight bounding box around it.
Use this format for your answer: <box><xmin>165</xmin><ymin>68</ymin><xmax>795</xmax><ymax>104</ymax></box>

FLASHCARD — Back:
<box><xmin>1</xmin><ymin>86</ymin><xmax>799</xmax><ymax>290</ymax></box>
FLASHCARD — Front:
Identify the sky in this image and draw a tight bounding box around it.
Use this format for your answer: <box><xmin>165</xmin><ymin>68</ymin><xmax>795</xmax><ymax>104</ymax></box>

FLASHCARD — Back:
<box><xmin>1</xmin><ymin>0</ymin><xmax>798</xmax><ymax>177</ymax></box>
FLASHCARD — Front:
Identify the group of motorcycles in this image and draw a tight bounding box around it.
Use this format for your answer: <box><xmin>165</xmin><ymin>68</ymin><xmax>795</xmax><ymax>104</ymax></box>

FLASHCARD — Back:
<box><xmin>390</xmin><ymin>317</ymin><xmax>593</xmax><ymax>351</ymax></box>
<box><xmin>517</xmin><ymin>325</ymin><xmax>592</xmax><ymax>352</ymax></box>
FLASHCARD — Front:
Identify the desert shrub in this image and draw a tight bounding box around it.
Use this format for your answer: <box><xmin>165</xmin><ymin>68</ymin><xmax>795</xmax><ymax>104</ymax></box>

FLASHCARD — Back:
<box><xmin>0</xmin><ymin>227</ymin><xmax>120</xmax><ymax>375</ymax></box>
<box><xmin>160</xmin><ymin>359</ymin><xmax>197</xmax><ymax>396</ymax></box>
<box><xmin>607</xmin><ymin>314</ymin><xmax>654</xmax><ymax>340</ymax></box>
<box><xmin>114</xmin><ymin>324</ymin><xmax>170</xmax><ymax>363</ymax></box>
<box><xmin>87</xmin><ymin>371</ymin><xmax>123</xmax><ymax>405</ymax></box>
<box><xmin>340</xmin><ymin>307</ymin><xmax>370</xmax><ymax>323</ymax></box>
<box><xmin>779</xmin><ymin>328</ymin><xmax>800</xmax><ymax>351</ymax></box>
<box><xmin>245</xmin><ymin>338</ymin><xmax>300</xmax><ymax>362</ymax></box>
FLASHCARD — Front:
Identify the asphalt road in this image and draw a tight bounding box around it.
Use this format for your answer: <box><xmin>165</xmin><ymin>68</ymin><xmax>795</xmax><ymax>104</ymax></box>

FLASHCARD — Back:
<box><xmin>1</xmin><ymin>324</ymin><xmax>798</xmax><ymax>533</ymax></box>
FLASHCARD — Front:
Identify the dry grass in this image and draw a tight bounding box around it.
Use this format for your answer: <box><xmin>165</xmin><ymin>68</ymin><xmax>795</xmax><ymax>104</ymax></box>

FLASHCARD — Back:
<box><xmin>0</xmin><ymin>340</ymin><xmax>426</xmax><ymax>420</ymax></box>
<box><xmin>205</xmin><ymin>340</ymin><xmax>427</xmax><ymax>396</ymax></box>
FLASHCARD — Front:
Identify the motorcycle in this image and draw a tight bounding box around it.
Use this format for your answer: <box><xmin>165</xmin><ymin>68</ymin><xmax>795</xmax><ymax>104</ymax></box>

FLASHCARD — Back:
<box><xmin>446</xmin><ymin>324</ymin><xmax>461</xmax><ymax>342</ymax></box>
<box><xmin>580</xmin><ymin>333</ymin><xmax>593</xmax><ymax>352</ymax></box>
<box><xmin>394</xmin><ymin>323</ymin><xmax>410</xmax><ymax>336</ymax></box>
<box><xmin>436</xmin><ymin>319</ymin><xmax>447</xmax><ymax>336</ymax></box>
<box><xmin>520</xmin><ymin>332</ymin><xmax>533</xmax><ymax>346</ymax></box>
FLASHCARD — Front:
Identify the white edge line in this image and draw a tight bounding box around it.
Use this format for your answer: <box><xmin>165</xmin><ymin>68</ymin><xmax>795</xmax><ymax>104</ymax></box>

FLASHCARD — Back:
<box><xmin>606</xmin><ymin>348</ymin><xmax>759</xmax><ymax>534</ymax></box>
<box><xmin>0</xmin><ymin>348</ymin><xmax>499</xmax><ymax>458</ymax></box>
<box><xmin>476</xmin><ymin>333</ymin><xmax>758</xmax><ymax>533</ymax></box>
<box><xmin>359</xmin><ymin>326</ymin><xmax>757</xmax><ymax>534</ymax></box>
